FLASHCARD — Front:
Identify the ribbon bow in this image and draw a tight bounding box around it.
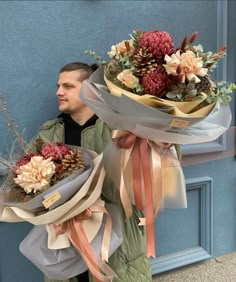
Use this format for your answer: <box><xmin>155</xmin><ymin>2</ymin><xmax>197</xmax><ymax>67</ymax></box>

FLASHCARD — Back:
<box><xmin>112</xmin><ymin>130</ymin><xmax>176</xmax><ymax>258</ymax></box>
<box><xmin>53</xmin><ymin>207</ymin><xmax>116</xmax><ymax>282</ymax></box>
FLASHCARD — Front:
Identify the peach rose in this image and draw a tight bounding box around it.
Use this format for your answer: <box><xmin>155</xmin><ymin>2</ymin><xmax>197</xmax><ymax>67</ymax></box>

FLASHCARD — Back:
<box><xmin>14</xmin><ymin>156</ymin><xmax>56</xmax><ymax>194</ymax></box>
<box><xmin>117</xmin><ymin>69</ymin><xmax>139</xmax><ymax>89</ymax></box>
<box><xmin>163</xmin><ymin>50</ymin><xmax>208</xmax><ymax>83</ymax></box>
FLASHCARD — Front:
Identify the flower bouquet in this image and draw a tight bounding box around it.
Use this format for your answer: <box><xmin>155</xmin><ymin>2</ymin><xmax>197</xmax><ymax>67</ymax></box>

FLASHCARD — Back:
<box><xmin>83</xmin><ymin>30</ymin><xmax>235</xmax><ymax>143</ymax></box>
<box><xmin>81</xmin><ymin>29</ymin><xmax>236</xmax><ymax>257</ymax></box>
<box><xmin>0</xmin><ymin>140</ymin><xmax>93</xmax><ymax>212</ymax></box>
<box><xmin>0</xmin><ymin>152</ymin><xmax>121</xmax><ymax>281</ymax></box>
<box><xmin>0</xmin><ymin>97</ymin><xmax>122</xmax><ymax>281</ymax></box>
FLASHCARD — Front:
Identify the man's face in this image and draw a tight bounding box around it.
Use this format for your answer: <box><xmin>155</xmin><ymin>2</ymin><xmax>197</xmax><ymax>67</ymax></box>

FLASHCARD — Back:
<box><xmin>56</xmin><ymin>70</ymin><xmax>86</xmax><ymax>114</ymax></box>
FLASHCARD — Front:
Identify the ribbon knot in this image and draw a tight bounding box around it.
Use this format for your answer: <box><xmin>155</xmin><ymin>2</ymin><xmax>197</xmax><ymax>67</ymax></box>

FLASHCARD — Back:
<box><xmin>115</xmin><ymin>132</ymin><xmax>137</xmax><ymax>149</ymax></box>
<box><xmin>54</xmin><ymin>208</ymin><xmax>92</xmax><ymax>236</ymax></box>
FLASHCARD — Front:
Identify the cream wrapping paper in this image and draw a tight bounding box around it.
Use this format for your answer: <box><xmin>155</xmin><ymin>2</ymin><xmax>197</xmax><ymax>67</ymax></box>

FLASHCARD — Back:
<box><xmin>19</xmin><ymin>203</ymin><xmax>123</xmax><ymax>280</ymax></box>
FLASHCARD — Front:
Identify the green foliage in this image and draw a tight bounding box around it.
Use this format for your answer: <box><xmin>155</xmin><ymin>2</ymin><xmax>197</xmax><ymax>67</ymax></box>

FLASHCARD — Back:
<box><xmin>84</xmin><ymin>50</ymin><xmax>107</xmax><ymax>65</ymax></box>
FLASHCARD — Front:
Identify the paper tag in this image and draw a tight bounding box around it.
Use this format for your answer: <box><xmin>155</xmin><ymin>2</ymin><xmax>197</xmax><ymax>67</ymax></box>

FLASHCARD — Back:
<box><xmin>170</xmin><ymin>119</ymin><xmax>190</xmax><ymax>128</ymax></box>
<box><xmin>42</xmin><ymin>191</ymin><xmax>61</xmax><ymax>209</ymax></box>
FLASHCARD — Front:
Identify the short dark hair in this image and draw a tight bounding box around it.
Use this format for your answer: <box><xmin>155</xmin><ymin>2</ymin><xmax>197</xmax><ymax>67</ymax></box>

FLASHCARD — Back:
<box><xmin>59</xmin><ymin>62</ymin><xmax>99</xmax><ymax>81</ymax></box>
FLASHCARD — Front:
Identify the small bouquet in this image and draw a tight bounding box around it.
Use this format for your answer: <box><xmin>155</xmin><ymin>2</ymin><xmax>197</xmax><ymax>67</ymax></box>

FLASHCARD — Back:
<box><xmin>0</xmin><ymin>96</ymin><xmax>122</xmax><ymax>281</ymax></box>
<box><xmin>82</xmin><ymin>29</ymin><xmax>236</xmax><ymax>257</ymax></box>
<box><xmin>0</xmin><ymin>139</ymin><xmax>93</xmax><ymax>212</ymax></box>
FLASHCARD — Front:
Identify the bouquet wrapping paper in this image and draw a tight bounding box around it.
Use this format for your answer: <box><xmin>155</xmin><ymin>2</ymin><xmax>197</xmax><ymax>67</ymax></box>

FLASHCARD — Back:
<box><xmin>0</xmin><ymin>152</ymin><xmax>120</xmax><ymax>281</ymax></box>
<box><xmin>19</xmin><ymin>202</ymin><xmax>123</xmax><ymax>280</ymax></box>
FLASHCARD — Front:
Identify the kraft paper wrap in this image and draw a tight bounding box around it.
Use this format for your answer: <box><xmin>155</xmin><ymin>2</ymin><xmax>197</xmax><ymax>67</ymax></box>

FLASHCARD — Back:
<box><xmin>104</xmin><ymin>75</ymin><xmax>215</xmax><ymax>118</ymax></box>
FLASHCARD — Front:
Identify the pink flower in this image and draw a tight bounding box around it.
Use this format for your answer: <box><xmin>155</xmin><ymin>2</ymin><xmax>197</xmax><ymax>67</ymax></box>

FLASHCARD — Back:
<box><xmin>42</xmin><ymin>143</ymin><xmax>70</xmax><ymax>161</ymax></box>
<box><xmin>163</xmin><ymin>50</ymin><xmax>208</xmax><ymax>83</ymax></box>
<box><xmin>117</xmin><ymin>70</ymin><xmax>139</xmax><ymax>89</ymax></box>
<box><xmin>14</xmin><ymin>156</ymin><xmax>56</xmax><ymax>194</ymax></box>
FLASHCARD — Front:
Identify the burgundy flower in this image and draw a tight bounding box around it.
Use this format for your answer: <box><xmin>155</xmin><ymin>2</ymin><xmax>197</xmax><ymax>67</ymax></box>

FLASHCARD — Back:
<box><xmin>138</xmin><ymin>30</ymin><xmax>174</xmax><ymax>63</ymax></box>
<box><xmin>54</xmin><ymin>162</ymin><xmax>64</xmax><ymax>178</ymax></box>
<box><xmin>142</xmin><ymin>66</ymin><xmax>172</xmax><ymax>97</ymax></box>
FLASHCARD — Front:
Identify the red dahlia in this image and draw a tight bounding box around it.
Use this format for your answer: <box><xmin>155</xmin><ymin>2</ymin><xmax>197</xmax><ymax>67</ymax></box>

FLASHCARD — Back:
<box><xmin>138</xmin><ymin>30</ymin><xmax>174</xmax><ymax>62</ymax></box>
<box><xmin>42</xmin><ymin>143</ymin><xmax>70</xmax><ymax>161</ymax></box>
<box><xmin>142</xmin><ymin>66</ymin><xmax>172</xmax><ymax>97</ymax></box>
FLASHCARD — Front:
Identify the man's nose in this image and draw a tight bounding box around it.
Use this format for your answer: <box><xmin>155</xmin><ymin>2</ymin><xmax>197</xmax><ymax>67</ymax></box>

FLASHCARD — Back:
<box><xmin>56</xmin><ymin>86</ymin><xmax>63</xmax><ymax>96</ymax></box>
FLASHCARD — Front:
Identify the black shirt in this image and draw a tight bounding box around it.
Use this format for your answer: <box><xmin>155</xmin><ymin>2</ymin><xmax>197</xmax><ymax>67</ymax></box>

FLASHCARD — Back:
<box><xmin>61</xmin><ymin>113</ymin><xmax>98</xmax><ymax>146</ymax></box>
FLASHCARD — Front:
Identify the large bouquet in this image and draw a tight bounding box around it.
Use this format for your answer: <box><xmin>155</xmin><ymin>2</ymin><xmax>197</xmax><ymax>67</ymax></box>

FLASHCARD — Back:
<box><xmin>82</xmin><ymin>29</ymin><xmax>236</xmax><ymax>257</ymax></box>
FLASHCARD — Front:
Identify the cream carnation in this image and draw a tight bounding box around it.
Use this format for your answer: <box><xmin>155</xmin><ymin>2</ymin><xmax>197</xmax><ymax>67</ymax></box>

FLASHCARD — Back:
<box><xmin>14</xmin><ymin>156</ymin><xmax>56</xmax><ymax>194</ymax></box>
<box><xmin>108</xmin><ymin>40</ymin><xmax>134</xmax><ymax>58</ymax></box>
<box><xmin>117</xmin><ymin>69</ymin><xmax>139</xmax><ymax>89</ymax></box>
<box><xmin>163</xmin><ymin>50</ymin><xmax>208</xmax><ymax>83</ymax></box>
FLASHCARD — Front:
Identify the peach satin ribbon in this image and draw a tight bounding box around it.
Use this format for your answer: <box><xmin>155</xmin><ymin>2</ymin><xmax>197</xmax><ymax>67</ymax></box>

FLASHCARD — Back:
<box><xmin>113</xmin><ymin>130</ymin><xmax>176</xmax><ymax>258</ymax></box>
<box><xmin>53</xmin><ymin>207</ymin><xmax>116</xmax><ymax>282</ymax></box>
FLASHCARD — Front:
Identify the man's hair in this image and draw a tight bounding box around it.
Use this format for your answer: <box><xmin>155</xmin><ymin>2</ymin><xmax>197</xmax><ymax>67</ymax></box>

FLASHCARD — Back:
<box><xmin>59</xmin><ymin>62</ymin><xmax>99</xmax><ymax>82</ymax></box>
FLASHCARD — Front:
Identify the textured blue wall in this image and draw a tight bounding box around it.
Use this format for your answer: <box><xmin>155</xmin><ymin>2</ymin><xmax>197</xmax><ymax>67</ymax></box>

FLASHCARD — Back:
<box><xmin>0</xmin><ymin>1</ymin><xmax>235</xmax><ymax>281</ymax></box>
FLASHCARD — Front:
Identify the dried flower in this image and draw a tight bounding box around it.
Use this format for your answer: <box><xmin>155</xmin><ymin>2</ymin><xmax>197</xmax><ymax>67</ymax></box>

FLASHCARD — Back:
<box><xmin>42</xmin><ymin>143</ymin><xmax>70</xmax><ymax>161</ymax></box>
<box><xmin>138</xmin><ymin>30</ymin><xmax>174</xmax><ymax>62</ymax></box>
<box><xmin>13</xmin><ymin>153</ymin><xmax>40</xmax><ymax>175</ymax></box>
<box><xmin>14</xmin><ymin>156</ymin><xmax>56</xmax><ymax>194</ymax></box>
<box><xmin>108</xmin><ymin>40</ymin><xmax>134</xmax><ymax>58</ymax></box>
<box><xmin>163</xmin><ymin>50</ymin><xmax>208</xmax><ymax>83</ymax></box>
<box><xmin>117</xmin><ymin>69</ymin><xmax>139</xmax><ymax>89</ymax></box>
<box><xmin>142</xmin><ymin>65</ymin><xmax>172</xmax><ymax>96</ymax></box>
<box><xmin>86</xmin><ymin>29</ymin><xmax>236</xmax><ymax>104</ymax></box>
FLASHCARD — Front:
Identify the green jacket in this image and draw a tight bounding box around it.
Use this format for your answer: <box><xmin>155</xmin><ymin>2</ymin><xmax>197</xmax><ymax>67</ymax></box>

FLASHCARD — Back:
<box><xmin>28</xmin><ymin>117</ymin><xmax>152</xmax><ymax>282</ymax></box>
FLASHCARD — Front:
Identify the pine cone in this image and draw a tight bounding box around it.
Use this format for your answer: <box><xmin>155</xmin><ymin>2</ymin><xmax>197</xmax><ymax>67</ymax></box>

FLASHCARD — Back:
<box><xmin>62</xmin><ymin>149</ymin><xmax>85</xmax><ymax>175</ymax></box>
<box><xmin>133</xmin><ymin>48</ymin><xmax>158</xmax><ymax>76</ymax></box>
<box><xmin>195</xmin><ymin>76</ymin><xmax>211</xmax><ymax>94</ymax></box>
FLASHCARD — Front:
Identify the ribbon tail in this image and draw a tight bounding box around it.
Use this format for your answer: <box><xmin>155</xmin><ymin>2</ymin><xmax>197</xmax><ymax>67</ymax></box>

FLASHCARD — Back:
<box><xmin>120</xmin><ymin>150</ymin><xmax>133</xmax><ymax>218</ymax></box>
<box><xmin>131</xmin><ymin>139</ymin><xmax>143</xmax><ymax>210</ymax></box>
<box><xmin>69</xmin><ymin>220</ymin><xmax>115</xmax><ymax>282</ymax></box>
<box><xmin>140</xmin><ymin>139</ymin><xmax>156</xmax><ymax>258</ymax></box>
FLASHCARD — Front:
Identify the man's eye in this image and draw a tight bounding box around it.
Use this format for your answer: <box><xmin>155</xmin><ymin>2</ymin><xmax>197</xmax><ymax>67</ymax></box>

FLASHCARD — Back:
<box><xmin>64</xmin><ymin>85</ymin><xmax>73</xmax><ymax>89</ymax></box>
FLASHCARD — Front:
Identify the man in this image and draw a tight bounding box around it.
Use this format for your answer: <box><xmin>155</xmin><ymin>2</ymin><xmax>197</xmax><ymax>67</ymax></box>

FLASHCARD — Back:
<box><xmin>28</xmin><ymin>62</ymin><xmax>152</xmax><ymax>282</ymax></box>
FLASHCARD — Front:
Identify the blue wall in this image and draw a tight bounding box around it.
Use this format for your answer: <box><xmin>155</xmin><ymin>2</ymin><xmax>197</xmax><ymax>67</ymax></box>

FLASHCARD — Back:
<box><xmin>0</xmin><ymin>1</ymin><xmax>235</xmax><ymax>281</ymax></box>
